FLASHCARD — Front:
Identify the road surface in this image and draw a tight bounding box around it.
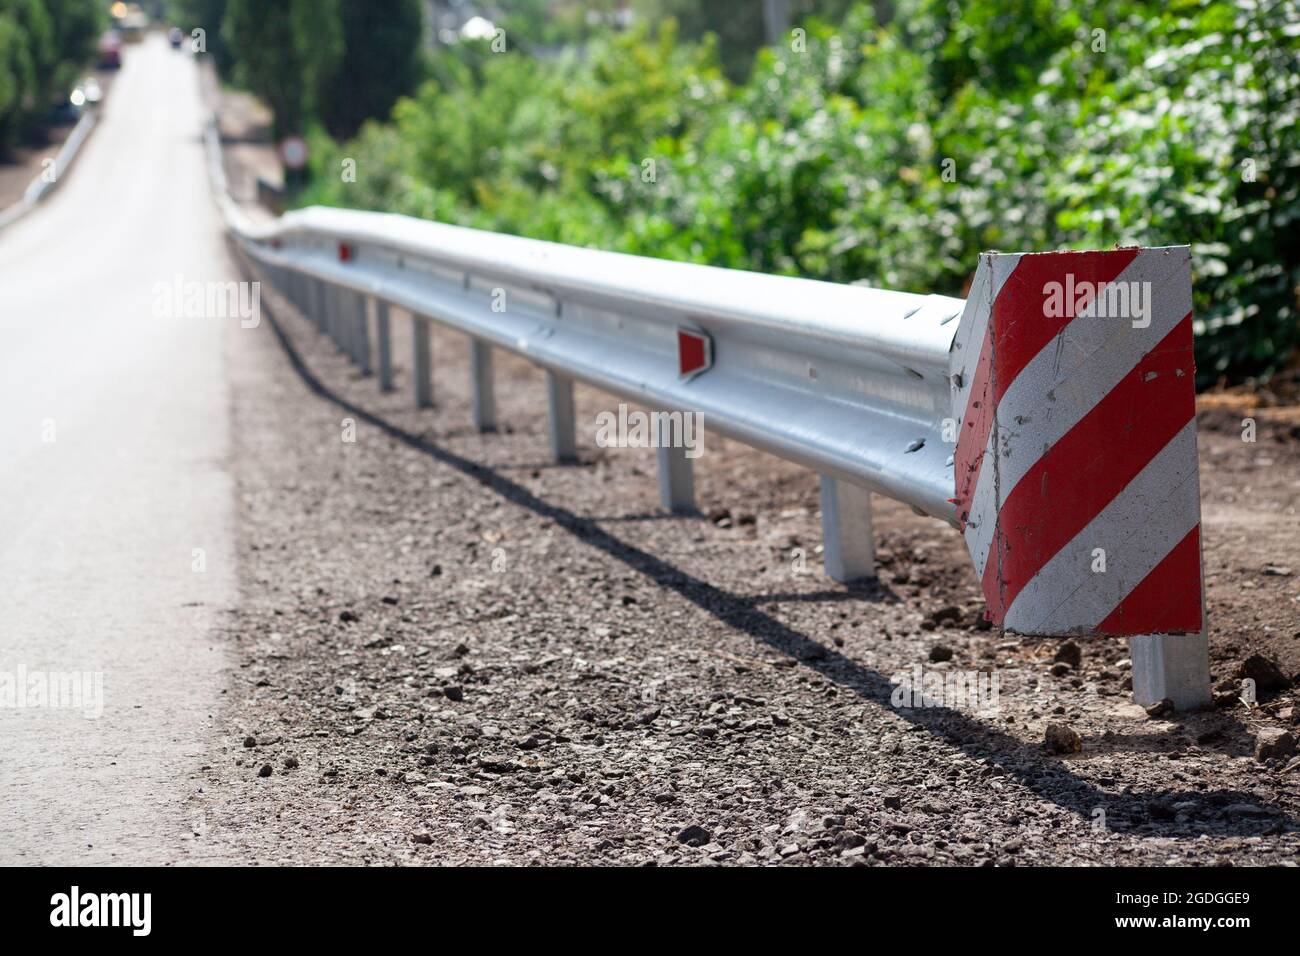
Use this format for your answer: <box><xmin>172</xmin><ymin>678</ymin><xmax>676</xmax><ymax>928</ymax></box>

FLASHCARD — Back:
<box><xmin>0</xmin><ymin>35</ymin><xmax>236</xmax><ymax>863</ymax></box>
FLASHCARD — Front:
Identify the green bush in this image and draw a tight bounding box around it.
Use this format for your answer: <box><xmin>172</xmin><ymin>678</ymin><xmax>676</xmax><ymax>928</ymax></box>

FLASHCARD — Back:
<box><xmin>299</xmin><ymin>1</ymin><xmax>1300</xmax><ymax>386</ymax></box>
<box><xmin>923</xmin><ymin>0</ymin><xmax>1300</xmax><ymax>382</ymax></box>
<box><xmin>223</xmin><ymin>0</ymin><xmax>342</xmax><ymax>142</ymax></box>
<box><xmin>0</xmin><ymin>0</ymin><xmax>104</xmax><ymax>158</ymax></box>
<box><xmin>316</xmin><ymin>0</ymin><xmax>424</xmax><ymax>142</ymax></box>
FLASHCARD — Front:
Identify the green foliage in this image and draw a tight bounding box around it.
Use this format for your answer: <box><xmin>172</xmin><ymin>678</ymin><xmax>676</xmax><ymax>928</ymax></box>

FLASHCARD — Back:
<box><xmin>300</xmin><ymin>1</ymin><xmax>1300</xmax><ymax>385</ymax></box>
<box><xmin>633</xmin><ymin>0</ymin><xmax>866</xmax><ymax>81</ymax></box>
<box><xmin>4</xmin><ymin>0</ymin><xmax>55</xmax><ymax>107</ymax></box>
<box><xmin>920</xmin><ymin>0</ymin><xmax>1300</xmax><ymax>382</ymax></box>
<box><xmin>300</xmin><ymin>19</ymin><xmax>728</xmax><ymax>252</ymax></box>
<box><xmin>223</xmin><ymin>0</ymin><xmax>342</xmax><ymax>140</ymax></box>
<box><xmin>316</xmin><ymin>0</ymin><xmax>424</xmax><ymax>142</ymax></box>
<box><xmin>497</xmin><ymin>0</ymin><xmax>622</xmax><ymax>49</ymax></box>
<box><xmin>0</xmin><ymin>14</ymin><xmax>32</xmax><ymax>155</ymax></box>
<box><xmin>202</xmin><ymin>0</ymin><xmax>420</xmax><ymax>185</ymax></box>
<box><xmin>0</xmin><ymin>0</ymin><xmax>103</xmax><ymax>157</ymax></box>
<box><xmin>46</xmin><ymin>0</ymin><xmax>105</xmax><ymax>93</ymax></box>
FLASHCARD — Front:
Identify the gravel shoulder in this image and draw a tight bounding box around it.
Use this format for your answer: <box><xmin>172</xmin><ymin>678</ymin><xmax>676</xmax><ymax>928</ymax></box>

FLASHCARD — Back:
<box><xmin>185</xmin><ymin>264</ymin><xmax>1300</xmax><ymax>867</ymax></box>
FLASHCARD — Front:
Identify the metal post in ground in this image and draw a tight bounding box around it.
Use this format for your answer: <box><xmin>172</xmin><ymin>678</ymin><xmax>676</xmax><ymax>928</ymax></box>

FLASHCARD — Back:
<box><xmin>343</xmin><ymin>287</ymin><xmax>358</xmax><ymax>361</ymax></box>
<box><xmin>820</xmin><ymin>476</ymin><xmax>875</xmax><ymax>583</ymax></box>
<box><xmin>327</xmin><ymin>283</ymin><xmax>344</xmax><ymax>351</ymax></box>
<box><xmin>308</xmin><ymin>277</ymin><xmax>325</xmax><ymax>333</ymax></box>
<box><xmin>656</xmin><ymin>413</ymin><xmax>695</xmax><ymax>513</ymax></box>
<box><xmin>354</xmin><ymin>292</ymin><xmax>372</xmax><ymax>375</ymax></box>
<box><xmin>412</xmin><ymin>313</ymin><xmax>433</xmax><ymax>407</ymax></box>
<box><xmin>547</xmin><ymin>370</ymin><xmax>577</xmax><ymax>462</ymax></box>
<box><xmin>1129</xmin><ymin>633</ymin><xmax>1212</xmax><ymax>710</ymax></box>
<box><xmin>470</xmin><ymin>338</ymin><xmax>496</xmax><ymax>431</ymax></box>
<box><xmin>375</xmin><ymin>299</ymin><xmax>393</xmax><ymax>392</ymax></box>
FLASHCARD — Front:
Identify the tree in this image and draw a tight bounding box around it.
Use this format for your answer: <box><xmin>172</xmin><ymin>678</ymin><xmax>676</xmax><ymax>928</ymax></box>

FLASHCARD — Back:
<box><xmin>166</xmin><ymin>0</ymin><xmax>235</xmax><ymax>76</ymax></box>
<box><xmin>0</xmin><ymin>12</ymin><xmax>28</xmax><ymax>155</ymax></box>
<box><xmin>633</xmin><ymin>0</ymin><xmax>861</xmax><ymax>80</ymax></box>
<box><xmin>222</xmin><ymin>0</ymin><xmax>342</xmax><ymax>142</ymax></box>
<box><xmin>0</xmin><ymin>0</ymin><xmax>103</xmax><ymax>157</ymax></box>
<box><xmin>46</xmin><ymin>0</ymin><xmax>105</xmax><ymax>93</ymax></box>
<box><xmin>0</xmin><ymin>0</ymin><xmax>54</xmax><ymax>112</ymax></box>
<box><xmin>317</xmin><ymin>0</ymin><xmax>423</xmax><ymax>142</ymax></box>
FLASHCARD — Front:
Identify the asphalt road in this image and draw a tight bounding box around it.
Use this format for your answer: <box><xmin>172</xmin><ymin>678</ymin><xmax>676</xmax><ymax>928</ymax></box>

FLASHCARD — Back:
<box><xmin>0</xmin><ymin>35</ymin><xmax>237</xmax><ymax>863</ymax></box>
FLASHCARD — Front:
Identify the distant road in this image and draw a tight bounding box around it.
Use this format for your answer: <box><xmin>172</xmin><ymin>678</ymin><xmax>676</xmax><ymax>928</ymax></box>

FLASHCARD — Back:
<box><xmin>0</xmin><ymin>34</ymin><xmax>237</xmax><ymax>863</ymax></box>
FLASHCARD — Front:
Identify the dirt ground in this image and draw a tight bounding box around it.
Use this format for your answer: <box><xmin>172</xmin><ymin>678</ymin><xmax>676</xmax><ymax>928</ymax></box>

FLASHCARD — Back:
<box><xmin>169</xmin><ymin>249</ymin><xmax>1300</xmax><ymax>866</ymax></box>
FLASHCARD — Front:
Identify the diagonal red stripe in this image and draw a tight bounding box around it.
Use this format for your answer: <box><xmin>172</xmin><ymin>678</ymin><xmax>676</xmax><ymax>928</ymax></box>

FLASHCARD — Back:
<box><xmin>982</xmin><ymin>312</ymin><xmax>1196</xmax><ymax>620</ymax></box>
<box><xmin>955</xmin><ymin>249</ymin><xmax>1140</xmax><ymax>528</ymax></box>
<box><xmin>1097</xmin><ymin>524</ymin><xmax>1202</xmax><ymax>635</ymax></box>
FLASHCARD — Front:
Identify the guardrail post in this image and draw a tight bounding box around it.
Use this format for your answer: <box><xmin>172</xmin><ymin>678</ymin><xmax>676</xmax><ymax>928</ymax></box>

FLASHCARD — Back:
<box><xmin>307</xmin><ymin>277</ymin><xmax>324</xmax><ymax>333</ymax></box>
<box><xmin>306</xmin><ymin>278</ymin><xmax>316</xmax><ymax>332</ymax></box>
<box><xmin>546</xmin><ymin>371</ymin><xmax>577</xmax><ymax>462</ymax></box>
<box><xmin>326</xmin><ymin>283</ymin><xmax>343</xmax><ymax>350</ymax></box>
<box><xmin>344</xmin><ymin>291</ymin><xmax>360</xmax><ymax>365</ymax></box>
<box><xmin>321</xmin><ymin>281</ymin><xmax>333</xmax><ymax>341</ymax></box>
<box><xmin>318</xmin><ymin>282</ymin><xmax>330</xmax><ymax>335</ymax></box>
<box><xmin>343</xmin><ymin>290</ymin><xmax>359</xmax><ymax>364</ymax></box>
<box><xmin>375</xmin><ymin>298</ymin><xmax>393</xmax><ymax>392</ymax></box>
<box><xmin>819</xmin><ymin>476</ymin><xmax>875</xmax><ymax>583</ymax></box>
<box><xmin>470</xmin><ymin>338</ymin><xmax>496</xmax><ymax>431</ymax></box>
<box><xmin>1129</xmin><ymin>633</ymin><xmax>1212</xmax><ymax>710</ymax></box>
<box><xmin>354</xmin><ymin>292</ymin><xmax>372</xmax><ymax>375</ymax></box>
<box><xmin>412</xmin><ymin>314</ymin><xmax>433</xmax><ymax>407</ymax></box>
<box><xmin>656</xmin><ymin>415</ymin><xmax>695</xmax><ymax>513</ymax></box>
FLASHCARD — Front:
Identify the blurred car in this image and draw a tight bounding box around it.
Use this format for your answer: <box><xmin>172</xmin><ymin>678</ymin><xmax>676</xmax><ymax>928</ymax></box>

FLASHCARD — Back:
<box><xmin>98</xmin><ymin>32</ymin><xmax>122</xmax><ymax>70</ymax></box>
<box><xmin>169</xmin><ymin>27</ymin><xmax>183</xmax><ymax>50</ymax></box>
<box><xmin>117</xmin><ymin>5</ymin><xmax>149</xmax><ymax>42</ymax></box>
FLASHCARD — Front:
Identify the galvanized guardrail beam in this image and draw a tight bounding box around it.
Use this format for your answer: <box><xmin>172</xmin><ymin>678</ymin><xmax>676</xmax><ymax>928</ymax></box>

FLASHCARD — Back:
<box><xmin>0</xmin><ymin>110</ymin><xmax>98</xmax><ymax>234</ymax></box>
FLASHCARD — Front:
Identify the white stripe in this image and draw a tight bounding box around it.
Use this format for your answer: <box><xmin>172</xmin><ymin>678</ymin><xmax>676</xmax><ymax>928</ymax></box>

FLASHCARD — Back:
<box><xmin>965</xmin><ymin>247</ymin><xmax>1192</xmax><ymax>579</ymax></box>
<box><xmin>1002</xmin><ymin>418</ymin><xmax>1201</xmax><ymax>635</ymax></box>
<box><xmin>949</xmin><ymin>253</ymin><xmax>1017</xmax><ymax>545</ymax></box>
<box><xmin>948</xmin><ymin>253</ymin><xmax>1021</xmax><ymax>419</ymax></box>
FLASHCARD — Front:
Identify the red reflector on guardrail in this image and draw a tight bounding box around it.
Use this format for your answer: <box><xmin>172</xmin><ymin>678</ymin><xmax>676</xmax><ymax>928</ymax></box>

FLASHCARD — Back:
<box><xmin>338</xmin><ymin>243</ymin><xmax>352</xmax><ymax>262</ymax></box>
<box><xmin>678</xmin><ymin>328</ymin><xmax>712</xmax><ymax>379</ymax></box>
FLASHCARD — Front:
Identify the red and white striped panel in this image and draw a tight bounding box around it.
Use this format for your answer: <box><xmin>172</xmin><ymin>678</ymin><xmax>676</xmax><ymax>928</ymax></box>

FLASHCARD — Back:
<box><xmin>949</xmin><ymin>247</ymin><xmax>1203</xmax><ymax>637</ymax></box>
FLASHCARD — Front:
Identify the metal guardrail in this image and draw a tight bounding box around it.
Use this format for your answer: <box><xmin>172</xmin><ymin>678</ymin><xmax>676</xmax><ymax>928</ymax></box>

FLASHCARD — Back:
<box><xmin>205</xmin><ymin>119</ymin><xmax>1212</xmax><ymax>711</ymax></box>
<box><xmin>0</xmin><ymin>110</ymin><xmax>97</xmax><ymax>233</ymax></box>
